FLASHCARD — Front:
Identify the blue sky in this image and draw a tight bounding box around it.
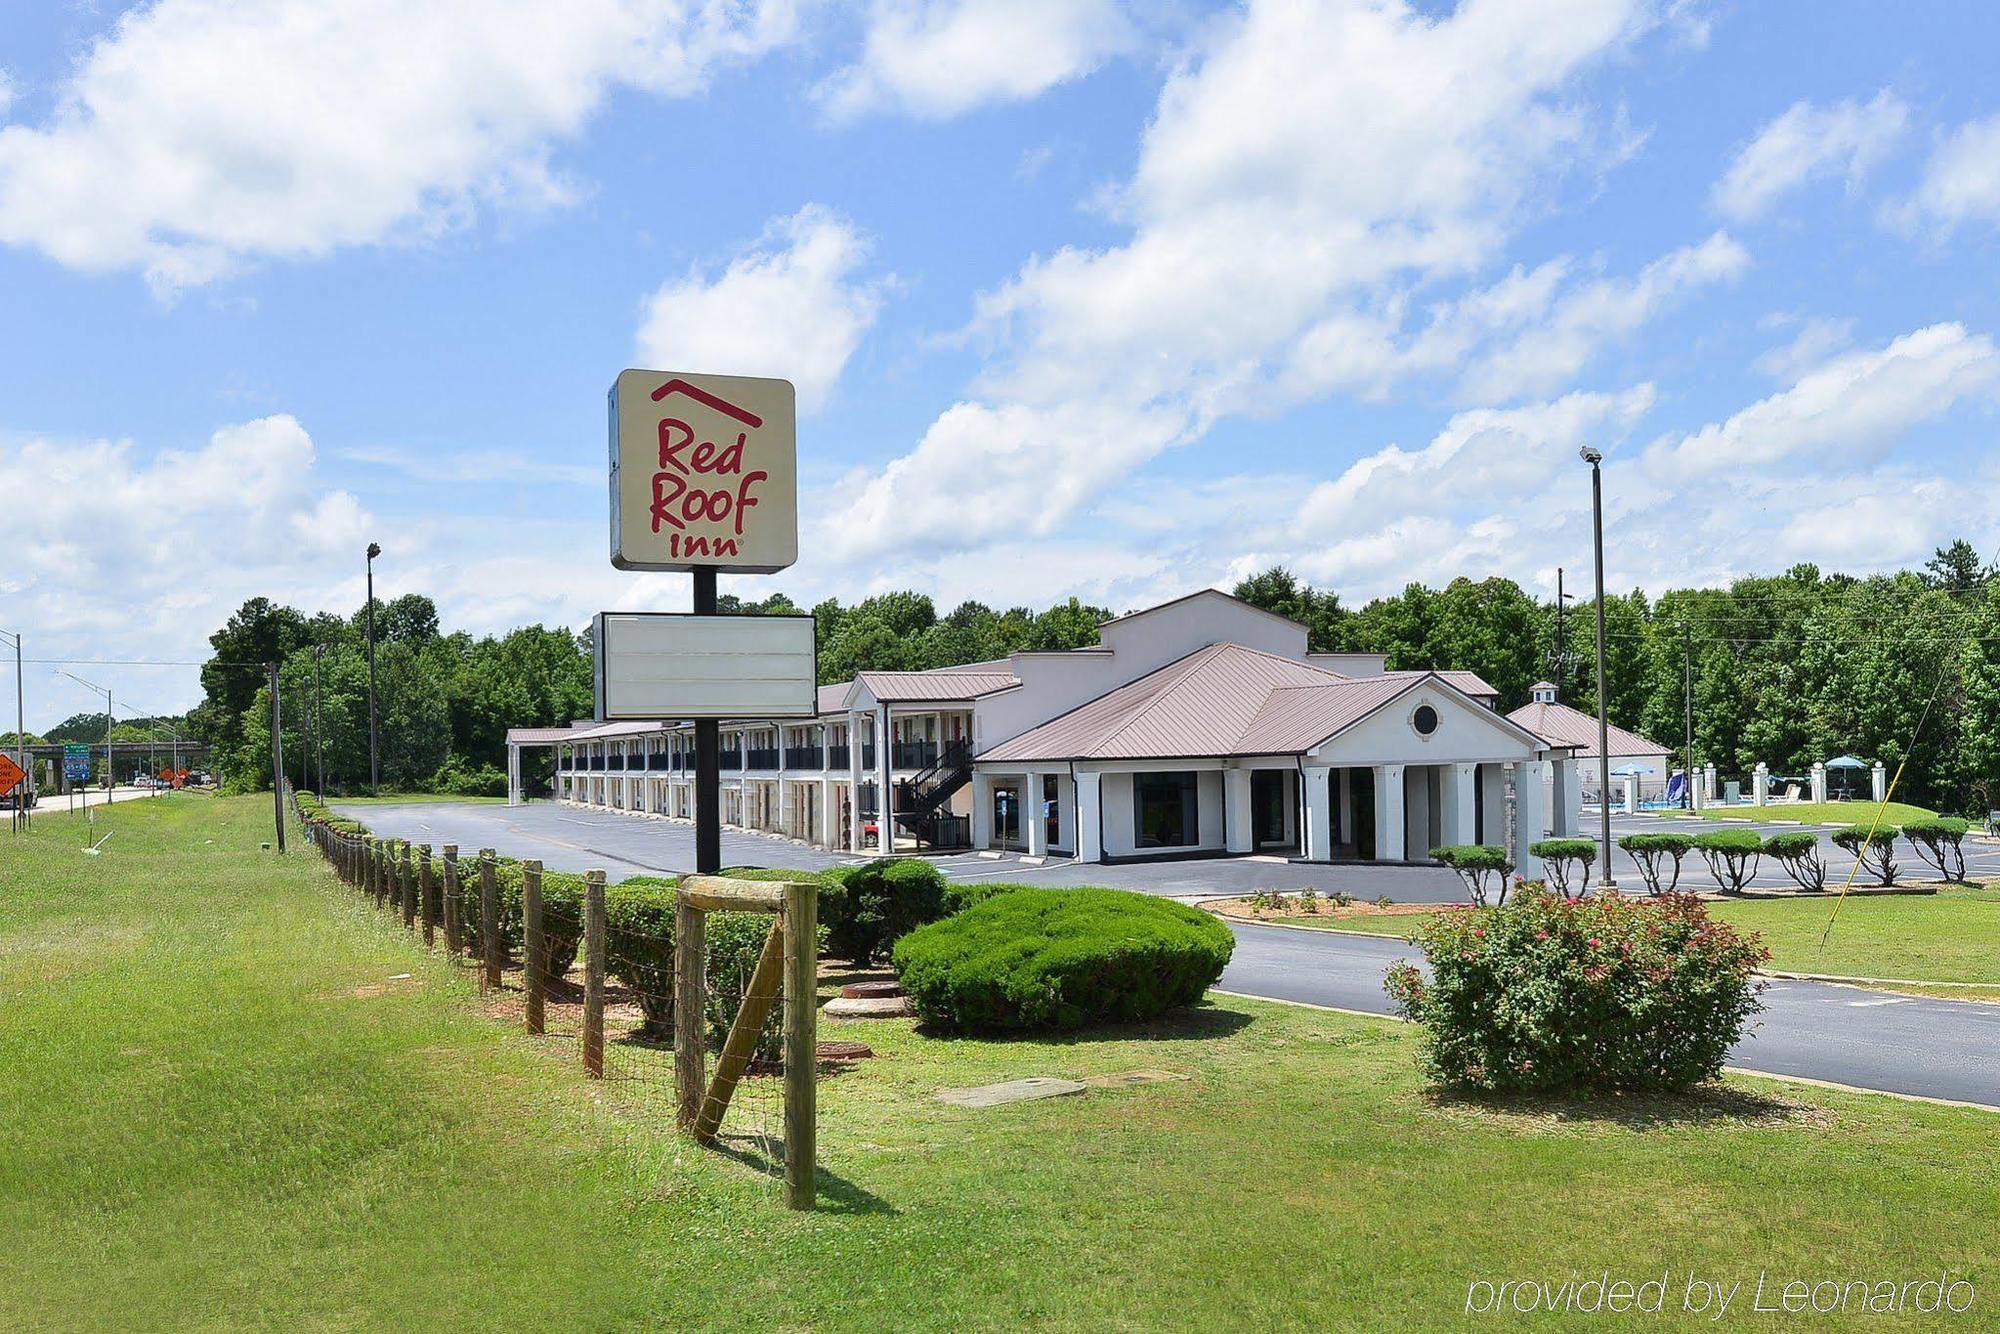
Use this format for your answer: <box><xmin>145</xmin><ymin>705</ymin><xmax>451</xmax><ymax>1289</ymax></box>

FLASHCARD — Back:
<box><xmin>3</xmin><ymin>0</ymin><xmax>2000</xmax><ymax>730</ymax></box>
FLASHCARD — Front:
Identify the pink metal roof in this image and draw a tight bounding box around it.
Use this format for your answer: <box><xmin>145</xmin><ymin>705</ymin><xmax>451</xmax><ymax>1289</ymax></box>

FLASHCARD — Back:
<box><xmin>1506</xmin><ymin>700</ymin><xmax>1667</xmax><ymax>756</ymax></box>
<box><xmin>1383</xmin><ymin>668</ymin><xmax>1498</xmax><ymax>698</ymax></box>
<box><xmin>981</xmin><ymin>643</ymin><xmax>1348</xmax><ymax>762</ymax></box>
<box><xmin>853</xmin><ymin>669</ymin><xmax>1020</xmax><ymax>703</ymax></box>
<box><xmin>1231</xmin><ymin>675</ymin><xmax>1431</xmax><ymax>754</ymax></box>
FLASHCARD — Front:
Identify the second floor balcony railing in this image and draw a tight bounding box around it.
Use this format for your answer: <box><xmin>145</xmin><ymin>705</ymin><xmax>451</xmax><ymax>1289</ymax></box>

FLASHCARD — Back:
<box><xmin>719</xmin><ymin>752</ymin><xmax>742</xmax><ymax>772</ymax></box>
<box><xmin>783</xmin><ymin>746</ymin><xmax>822</xmax><ymax>770</ymax></box>
<box><xmin>746</xmin><ymin>748</ymin><xmax>781</xmax><ymax>770</ymax></box>
<box><xmin>892</xmin><ymin>740</ymin><xmax>940</xmax><ymax>770</ymax></box>
<box><xmin>827</xmin><ymin>743</ymin><xmax>850</xmax><ymax>770</ymax></box>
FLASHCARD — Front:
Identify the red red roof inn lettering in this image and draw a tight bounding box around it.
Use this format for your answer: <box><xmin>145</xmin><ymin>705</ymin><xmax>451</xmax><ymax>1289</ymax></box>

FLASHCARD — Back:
<box><xmin>609</xmin><ymin>370</ymin><xmax>798</xmax><ymax>574</ymax></box>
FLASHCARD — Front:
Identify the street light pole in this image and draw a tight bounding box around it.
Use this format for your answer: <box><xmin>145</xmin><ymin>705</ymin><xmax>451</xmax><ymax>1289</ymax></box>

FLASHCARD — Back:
<box><xmin>1580</xmin><ymin>446</ymin><xmax>1616</xmax><ymax>891</ymax></box>
<box><xmin>312</xmin><ymin>644</ymin><xmax>326</xmax><ymax>795</ymax></box>
<box><xmin>365</xmin><ymin>542</ymin><xmax>382</xmax><ymax>796</ymax></box>
<box><xmin>3</xmin><ymin>629</ymin><xmax>23</xmax><ymax>832</ymax></box>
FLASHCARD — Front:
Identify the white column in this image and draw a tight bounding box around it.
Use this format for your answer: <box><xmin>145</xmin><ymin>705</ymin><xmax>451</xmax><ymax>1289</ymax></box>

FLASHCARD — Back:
<box><xmin>875</xmin><ymin>705</ymin><xmax>894</xmax><ymax>852</ymax></box>
<box><xmin>1871</xmin><ymin>762</ymin><xmax>1886</xmax><ymax>803</ymax></box>
<box><xmin>506</xmin><ymin>743</ymin><xmax>522</xmax><ymax>807</ymax></box>
<box><xmin>1445</xmin><ymin>762</ymin><xmax>1477</xmax><ymax>846</ymax></box>
<box><xmin>1224</xmin><ymin>768</ymin><xmax>1253</xmax><ymax>854</ymax></box>
<box><xmin>776</xmin><ymin>774</ymin><xmax>791</xmax><ymax>836</ymax></box>
<box><xmin>1704</xmin><ymin>763</ymin><xmax>1719</xmax><ymax>804</ymax></box>
<box><xmin>1753</xmin><ymin>762</ymin><xmax>1769</xmax><ymax>806</ymax></box>
<box><xmin>1554</xmin><ymin>758</ymin><xmax>1581</xmax><ymax>836</ymax></box>
<box><xmin>1075</xmin><ymin>771</ymin><xmax>1103</xmax><ymax>863</ymax></box>
<box><xmin>1373</xmin><ymin>764</ymin><xmax>1405</xmax><ymax>861</ymax></box>
<box><xmin>820</xmin><ymin>776</ymin><xmax>838</xmax><ymax>849</ymax></box>
<box><xmin>1025</xmin><ymin>772</ymin><xmax>1048</xmax><ymax>857</ymax></box>
<box><xmin>1514</xmin><ymin>761</ymin><xmax>1547</xmax><ymax>879</ymax></box>
<box><xmin>847</xmin><ymin>712</ymin><xmax>865</xmax><ymax>853</ymax></box>
<box><xmin>971</xmin><ymin>770</ymin><xmax>994</xmax><ymax>848</ymax></box>
<box><xmin>1622</xmin><ymin>774</ymin><xmax>1638</xmax><ymax>815</ymax></box>
<box><xmin>1479</xmin><ymin>763</ymin><xmax>1505</xmax><ymax>844</ymax></box>
<box><xmin>1810</xmin><ymin>762</ymin><xmax>1827</xmax><ymax>805</ymax></box>
<box><xmin>1301</xmin><ymin>766</ymin><xmax>1332</xmax><ymax>860</ymax></box>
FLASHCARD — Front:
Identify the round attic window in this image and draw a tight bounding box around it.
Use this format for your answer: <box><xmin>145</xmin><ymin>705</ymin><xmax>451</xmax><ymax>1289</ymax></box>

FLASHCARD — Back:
<box><xmin>1411</xmin><ymin>704</ymin><xmax>1440</xmax><ymax>737</ymax></box>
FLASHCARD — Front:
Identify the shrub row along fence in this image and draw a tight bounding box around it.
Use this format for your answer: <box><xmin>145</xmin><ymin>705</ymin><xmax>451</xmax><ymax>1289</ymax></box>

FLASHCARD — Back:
<box><xmin>289</xmin><ymin>791</ymin><xmax>805</xmax><ymax>1199</ymax></box>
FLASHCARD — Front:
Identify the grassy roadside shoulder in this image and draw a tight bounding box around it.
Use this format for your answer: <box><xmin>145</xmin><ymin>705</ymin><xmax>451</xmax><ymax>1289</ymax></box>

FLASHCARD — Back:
<box><xmin>4</xmin><ymin>796</ymin><xmax>1999</xmax><ymax>1328</ymax></box>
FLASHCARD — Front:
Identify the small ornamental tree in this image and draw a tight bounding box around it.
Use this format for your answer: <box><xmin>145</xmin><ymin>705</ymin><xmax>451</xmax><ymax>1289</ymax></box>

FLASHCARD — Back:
<box><xmin>1430</xmin><ymin>844</ymin><xmax>1514</xmax><ymax>906</ymax></box>
<box><xmin>1528</xmin><ymin>838</ymin><xmax>1597</xmax><ymax>900</ymax></box>
<box><xmin>1384</xmin><ymin>888</ymin><xmax>1768</xmax><ymax>1092</ymax></box>
<box><xmin>1693</xmin><ymin>829</ymin><xmax>1762</xmax><ymax>894</ymax></box>
<box><xmin>1900</xmin><ymin>817</ymin><xmax>1970</xmax><ymax>882</ymax></box>
<box><xmin>1617</xmin><ymin>832</ymin><xmax>1694</xmax><ymax>896</ymax></box>
<box><xmin>1832</xmin><ymin>825</ymin><xmax>1900</xmax><ymax>887</ymax></box>
<box><xmin>1761</xmin><ymin>831</ymin><xmax>1826</xmax><ymax>893</ymax></box>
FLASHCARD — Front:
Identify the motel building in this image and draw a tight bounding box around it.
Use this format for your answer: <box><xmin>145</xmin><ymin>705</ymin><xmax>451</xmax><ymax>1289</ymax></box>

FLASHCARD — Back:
<box><xmin>509</xmin><ymin>591</ymin><xmax>1586</xmax><ymax>877</ymax></box>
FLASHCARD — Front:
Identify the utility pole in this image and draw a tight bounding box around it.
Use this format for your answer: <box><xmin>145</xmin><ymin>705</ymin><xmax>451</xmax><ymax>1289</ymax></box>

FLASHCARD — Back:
<box><xmin>269</xmin><ymin>662</ymin><xmax>287</xmax><ymax>852</ymax></box>
<box><xmin>311</xmin><ymin>644</ymin><xmax>326</xmax><ymax>796</ymax></box>
<box><xmin>103</xmin><ymin>686</ymin><xmax>114</xmax><ymax>805</ymax></box>
<box><xmin>1580</xmin><ymin>446</ymin><xmax>1615</xmax><ymax>891</ymax></box>
<box><xmin>3</xmin><ymin>629</ymin><xmax>23</xmax><ymax>832</ymax></box>
<box><xmin>1551</xmin><ymin>567</ymin><xmax>1571</xmax><ymax>695</ymax></box>
<box><xmin>1682</xmin><ymin>622</ymin><xmax>1697</xmax><ymax>811</ymax></box>
<box><xmin>366</xmin><ymin>542</ymin><xmax>382</xmax><ymax>795</ymax></box>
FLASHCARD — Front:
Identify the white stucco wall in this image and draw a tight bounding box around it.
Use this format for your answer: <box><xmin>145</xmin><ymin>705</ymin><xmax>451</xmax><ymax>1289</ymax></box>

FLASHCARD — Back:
<box><xmin>1099</xmin><ymin>767</ymin><xmax>1227</xmax><ymax>858</ymax></box>
<box><xmin>1310</xmin><ymin>682</ymin><xmax>1538</xmax><ymax>768</ymax></box>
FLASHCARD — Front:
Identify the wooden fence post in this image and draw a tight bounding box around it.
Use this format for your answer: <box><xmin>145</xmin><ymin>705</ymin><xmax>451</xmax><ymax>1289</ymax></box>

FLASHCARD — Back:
<box><xmin>441</xmin><ymin>845</ymin><xmax>460</xmax><ymax>954</ymax></box>
<box><xmin>523</xmin><ymin>860</ymin><xmax>545</xmax><ymax>1034</ymax></box>
<box><xmin>674</xmin><ymin>891</ymin><xmax>705</xmax><ymax>1129</ymax></box>
<box><xmin>401</xmin><ymin>845</ymin><xmax>416</xmax><ymax>930</ymax></box>
<box><xmin>693</xmin><ymin>919</ymin><xmax>785</xmax><ymax>1144</ymax></box>
<box><xmin>363</xmin><ymin>837</ymin><xmax>376</xmax><ymax>901</ymax></box>
<box><xmin>583</xmin><ymin>870</ymin><xmax>606</xmax><ymax>1078</ymax></box>
<box><xmin>419</xmin><ymin>846</ymin><xmax>437</xmax><ymax>947</ymax></box>
<box><xmin>783</xmin><ymin>878</ymin><xmax>818</xmax><ymax>1211</ymax></box>
<box><xmin>479</xmin><ymin>849</ymin><xmax>501</xmax><ymax>992</ymax></box>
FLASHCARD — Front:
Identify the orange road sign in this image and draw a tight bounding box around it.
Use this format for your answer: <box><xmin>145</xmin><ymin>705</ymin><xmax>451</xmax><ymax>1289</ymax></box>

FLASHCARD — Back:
<box><xmin>0</xmin><ymin>754</ymin><xmax>24</xmax><ymax>797</ymax></box>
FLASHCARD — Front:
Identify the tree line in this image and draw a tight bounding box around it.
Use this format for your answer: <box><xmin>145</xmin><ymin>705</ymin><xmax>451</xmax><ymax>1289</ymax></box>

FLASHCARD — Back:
<box><xmin>1229</xmin><ymin>539</ymin><xmax>2000</xmax><ymax>815</ymax></box>
<box><xmin>191</xmin><ymin>539</ymin><xmax>2000</xmax><ymax>812</ymax></box>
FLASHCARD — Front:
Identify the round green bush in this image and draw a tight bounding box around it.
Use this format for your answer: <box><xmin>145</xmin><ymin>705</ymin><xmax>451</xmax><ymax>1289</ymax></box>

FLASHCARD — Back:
<box><xmin>1385</xmin><ymin>888</ymin><xmax>1768</xmax><ymax>1092</ymax></box>
<box><xmin>891</xmin><ymin>888</ymin><xmax>1235</xmax><ymax>1033</ymax></box>
<box><xmin>1529</xmin><ymin>837</ymin><xmax>1598</xmax><ymax>900</ymax></box>
<box><xmin>1761</xmin><ymin>831</ymin><xmax>1826</xmax><ymax>892</ymax></box>
<box><xmin>1693</xmin><ymin>828</ymin><xmax>1763</xmax><ymax>893</ymax></box>
<box><xmin>1430</xmin><ymin>844</ymin><xmax>1513</xmax><ymax>906</ymax></box>
<box><xmin>813</xmin><ymin>857</ymin><xmax>949</xmax><ymax>963</ymax></box>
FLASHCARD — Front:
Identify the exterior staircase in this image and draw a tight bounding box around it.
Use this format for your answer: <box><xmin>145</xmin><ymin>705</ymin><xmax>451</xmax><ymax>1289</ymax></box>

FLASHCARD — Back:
<box><xmin>893</xmin><ymin>741</ymin><xmax>973</xmax><ymax>850</ymax></box>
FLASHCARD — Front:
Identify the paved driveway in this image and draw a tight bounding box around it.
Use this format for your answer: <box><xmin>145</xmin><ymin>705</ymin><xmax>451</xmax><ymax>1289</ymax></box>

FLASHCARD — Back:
<box><xmin>1219</xmin><ymin>922</ymin><xmax>2000</xmax><ymax>1108</ymax></box>
<box><xmin>334</xmin><ymin>802</ymin><xmax>1996</xmax><ymax>903</ymax></box>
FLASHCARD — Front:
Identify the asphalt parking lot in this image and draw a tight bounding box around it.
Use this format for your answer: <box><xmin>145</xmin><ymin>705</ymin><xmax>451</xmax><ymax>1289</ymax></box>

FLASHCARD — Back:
<box><xmin>335</xmin><ymin>801</ymin><xmax>1995</xmax><ymax>904</ymax></box>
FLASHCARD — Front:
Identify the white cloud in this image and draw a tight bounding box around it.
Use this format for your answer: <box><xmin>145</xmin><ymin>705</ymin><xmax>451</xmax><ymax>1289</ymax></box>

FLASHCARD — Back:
<box><xmin>0</xmin><ymin>0</ymin><xmax>799</xmax><ymax>295</ymax></box>
<box><xmin>635</xmin><ymin>205</ymin><xmax>887</xmax><ymax>414</ymax></box>
<box><xmin>1</xmin><ymin>415</ymin><xmax>374</xmax><ymax>725</ymax></box>
<box><xmin>1454</xmin><ymin>231</ymin><xmax>1748</xmax><ymax>400</ymax></box>
<box><xmin>826</xmin><ymin>0</ymin><xmax>1653</xmax><ymax>560</ymax></box>
<box><xmin>1711</xmin><ymin>91</ymin><xmax>1907</xmax><ymax>221</ymax></box>
<box><xmin>337</xmin><ymin>445</ymin><xmax>599</xmax><ymax>487</ymax></box>
<box><xmin>816</xmin><ymin>0</ymin><xmax>1133</xmax><ymax>121</ymax></box>
<box><xmin>1751</xmin><ymin>314</ymin><xmax>1856</xmax><ymax>380</ymax></box>
<box><xmin>1890</xmin><ymin>112</ymin><xmax>2000</xmax><ymax>235</ymax></box>
<box><xmin>1645</xmin><ymin>322</ymin><xmax>2000</xmax><ymax>475</ymax></box>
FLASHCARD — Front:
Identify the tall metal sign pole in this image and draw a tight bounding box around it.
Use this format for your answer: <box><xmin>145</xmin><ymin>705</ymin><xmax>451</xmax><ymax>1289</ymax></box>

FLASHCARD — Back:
<box><xmin>365</xmin><ymin>543</ymin><xmax>382</xmax><ymax>795</ymax></box>
<box><xmin>1580</xmin><ymin>446</ymin><xmax>1615</xmax><ymax>891</ymax></box>
<box><xmin>607</xmin><ymin>370</ymin><xmax>801</xmax><ymax>878</ymax></box>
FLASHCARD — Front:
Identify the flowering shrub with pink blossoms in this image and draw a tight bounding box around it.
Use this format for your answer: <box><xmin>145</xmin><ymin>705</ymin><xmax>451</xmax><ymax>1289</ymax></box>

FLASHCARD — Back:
<box><xmin>1384</xmin><ymin>885</ymin><xmax>1768</xmax><ymax>1093</ymax></box>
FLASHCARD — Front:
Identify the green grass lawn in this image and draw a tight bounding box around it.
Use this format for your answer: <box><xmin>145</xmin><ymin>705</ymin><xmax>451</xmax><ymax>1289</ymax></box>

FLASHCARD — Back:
<box><xmin>1267</xmin><ymin>886</ymin><xmax>2000</xmax><ymax>992</ymax></box>
<box><xmin>1687</xmin><ymin>800</ymin><xmax>1938</xmax><ymax>826</ymax></box>
<box><xmin>4</xmin><ymin>796</ymin><xmax>1998</xmax><ymax>1328</ymax></box>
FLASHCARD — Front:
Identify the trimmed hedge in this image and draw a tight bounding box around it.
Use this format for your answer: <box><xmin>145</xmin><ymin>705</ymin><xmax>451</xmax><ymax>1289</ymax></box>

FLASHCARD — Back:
<box><xmin>1430</xmin><ymin>844</ymin><xmax>1513</xmax><ymax>906</ymax></box>
<box><xmin>1693</xmin><ymin>828</ymin><xmax>1762</xmax><ymax>894</ymax></box>
<box><xmin>1761</xmin><ymin>831</ymin><xmax>1825</xmax><ymax>892</ymax></box>
<box><xmin>891</xmin><ymin>888</ymin><xmax>1234</xmax><ymax>1033</ymax></box>
<box><xmin>1832</xmin><ymin>825</ymin><xmax>1900</xmax><ymax>886</ymax></box>
<box><xmin>1528</xmin><ymin>838</ymin><xmax>1597</xmax><ymax>901</ymax></box>
<box><xmin>1385</xmin><ymin>888</ymin><xmax>1768</xmax><ymax>1092</ymax></box>
<box><xmin>1617</xmin><ymin>831</ymin><xmax>1694</xmax><ymax>896</ymax></box>
<box><xmin>1901</xmin><ymin>817</ymin><xmax>1970</xmax><ymax>882</ymax></box>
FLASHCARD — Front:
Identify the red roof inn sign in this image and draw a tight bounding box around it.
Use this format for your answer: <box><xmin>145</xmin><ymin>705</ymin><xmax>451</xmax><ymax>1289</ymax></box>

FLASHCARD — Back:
<box><xmin>609</xmin><ymin>369</ymin><xmax>798</xmax><ymax>573</ymax></box>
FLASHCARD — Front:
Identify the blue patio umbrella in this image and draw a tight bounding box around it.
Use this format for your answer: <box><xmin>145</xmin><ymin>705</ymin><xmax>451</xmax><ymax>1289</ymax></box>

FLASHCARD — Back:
<box><xmin>1826</xmin><ymin>755</ymin><xmax>1867</xmax><ymax>769</ymax></box>
<box><xmin>1609</xmin><ymin>763</ymin><xmax>1655</xmax><ymax>776</ymax></box>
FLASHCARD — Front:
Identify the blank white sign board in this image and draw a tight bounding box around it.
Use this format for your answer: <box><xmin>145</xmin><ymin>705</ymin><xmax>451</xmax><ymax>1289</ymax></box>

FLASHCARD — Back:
<box><xmin>594</xmin><ymin>613</ymin><xmax>818</xmax><ymax>720</ymax></box>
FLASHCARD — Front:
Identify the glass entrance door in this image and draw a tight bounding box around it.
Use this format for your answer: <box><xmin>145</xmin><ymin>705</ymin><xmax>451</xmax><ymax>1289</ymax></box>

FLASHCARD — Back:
<box><xmin>1251</xmin><ymin>770</ymin><xmax>1288</xmax><ymax>847</ymax></box>
<box><xmin>994</xmin><ymin>785</ymin><xmax>1021</xmax><ymax>848</ymax></box>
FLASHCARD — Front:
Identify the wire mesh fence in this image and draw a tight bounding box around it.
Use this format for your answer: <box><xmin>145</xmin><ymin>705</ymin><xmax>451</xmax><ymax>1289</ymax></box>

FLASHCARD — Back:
<box><xmin>292</xmin><ymin>799</ymin><xmax>800</xmax><ymax>1196</ymax></box>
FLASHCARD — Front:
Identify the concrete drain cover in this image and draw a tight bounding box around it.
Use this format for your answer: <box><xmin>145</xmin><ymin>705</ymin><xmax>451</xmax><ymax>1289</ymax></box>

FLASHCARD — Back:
<box><xmin>840</xmin><ymin>980</ymin><xmax>905</xmax><ymax>999</ymax></box>
<box><xmin>816</xmin><ymin>1039</ymin><xmax>875</xmax><ymax>1062</ymax></box>
<box><xmin>937</xmin><ymin>1077</ymin><xmax>1088</xmax><ymax>1109</ymax></box>
<box><xmin>824</xmin><ymin>994</ymin><xmax>915</xmax><ymax>1018</ymax></box>
<box><xmin>1082</xmin><ymin>1069</ymin><xmax>1189</xmax><ymax>1089</ymax></box>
